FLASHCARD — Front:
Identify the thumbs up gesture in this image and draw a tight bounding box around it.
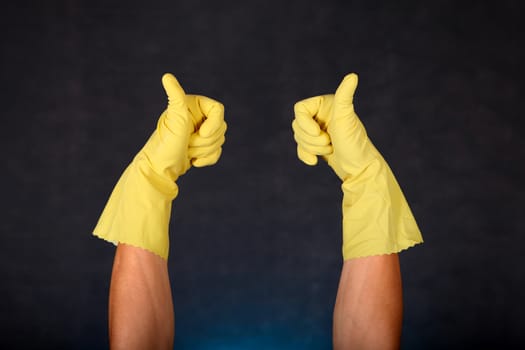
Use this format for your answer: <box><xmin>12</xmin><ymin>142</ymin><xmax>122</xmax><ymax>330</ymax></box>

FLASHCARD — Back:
<box><xmin>93</xmin><ymin>74</ymin><xmax>226</xmax><ymax>259</ymax></box>
<box><xmin>292</xmin><ymin>73</ymin><xmax>380</xmax><ymax>181</ymax></box>
<box><xmin>292</xmin><ymin>73</ymin><xmax>423</xmax><ymax>260</ymax></box>
<box><xmin>139</xmin><ymin>73</ymin><xmax>226</xmax><ymax>182</ymax></box>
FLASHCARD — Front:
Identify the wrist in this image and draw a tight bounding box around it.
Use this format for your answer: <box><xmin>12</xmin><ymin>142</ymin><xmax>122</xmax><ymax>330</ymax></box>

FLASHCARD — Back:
<box><xmin>133</xmin><ymin>152</ymin><xmax>179</xmax><ymax>200</ymax></box>
<box><xmin>340</xmin><ymin>158</ymin><xmax>423</xmax><ymax>260</ymax></box>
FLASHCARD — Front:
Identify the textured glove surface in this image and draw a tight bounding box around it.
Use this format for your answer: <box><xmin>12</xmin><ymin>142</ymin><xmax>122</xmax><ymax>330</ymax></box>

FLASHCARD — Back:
<box><xmin>293</xmin><ymin>74</ymin><xmax>423</xmax><ymax>259</ymax></box>
<box><xmin>93</xmin><ymin>74</ymin><xmax>226</xmax><ymax>259</ymax></box>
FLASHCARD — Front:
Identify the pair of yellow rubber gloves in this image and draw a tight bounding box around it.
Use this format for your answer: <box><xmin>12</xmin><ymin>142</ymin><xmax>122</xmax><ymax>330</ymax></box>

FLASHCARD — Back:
<box><xmin>93</xmin><ymin>73</ymin><xmax>423</xmax><ymax>260</ymax></box>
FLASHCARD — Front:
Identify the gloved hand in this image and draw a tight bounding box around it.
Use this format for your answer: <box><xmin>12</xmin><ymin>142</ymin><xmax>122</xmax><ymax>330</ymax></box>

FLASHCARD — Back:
<box><xmin>293</xmin><ymin>73</ymin><xmax>423</xmax><ymax>259</ymax></box>
<box><xmin>93</xmin><ymin>73</ymin><xmax>226</xmax><ymax>259</ymax></box>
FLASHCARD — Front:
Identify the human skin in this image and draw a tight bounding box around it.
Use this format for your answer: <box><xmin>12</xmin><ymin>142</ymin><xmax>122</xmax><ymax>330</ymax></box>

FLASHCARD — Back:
<box><xmin>333</xmin><ymin>253</ymin><xmax>403</xmax><ymax>350</ymax></box>
<box><xmin>108</xmin><ymin>244</ymin><xmax>174</xmax><ymax>350</ymax></box>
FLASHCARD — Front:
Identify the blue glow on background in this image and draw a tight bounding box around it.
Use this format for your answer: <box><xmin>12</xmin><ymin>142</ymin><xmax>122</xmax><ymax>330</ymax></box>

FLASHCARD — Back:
<box><xmin>178</xmin><ymin>334</ymin><xmax>330</xmax><ymax>350</ymax></box>
<box><xmin>198</xmin><ymin>336</ymin><xmax>306</xmax><ymax>350</ymax></box>
<box><xmin>173</xmin><ymin>319</ymin><xmax>332</xmax><ymax>350</ymax></box>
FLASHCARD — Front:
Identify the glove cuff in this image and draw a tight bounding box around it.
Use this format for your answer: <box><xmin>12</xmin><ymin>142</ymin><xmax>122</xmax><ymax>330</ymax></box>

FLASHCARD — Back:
<box><xmin>93</xmin><ymin>157</ymin><xmax>178</xmax><ymax>260</ymax></box>
<box><xmin>340</xmin><ymin>158</ymin><xmax>423</xmax><ymax>260</ymax></box>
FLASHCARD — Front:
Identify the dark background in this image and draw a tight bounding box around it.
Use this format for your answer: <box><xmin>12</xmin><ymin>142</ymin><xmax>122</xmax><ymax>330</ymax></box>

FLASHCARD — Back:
<box><xmin>1</xmin><ymin>0</ymin><xmax>524</xmax><ymax>349</ymax></box>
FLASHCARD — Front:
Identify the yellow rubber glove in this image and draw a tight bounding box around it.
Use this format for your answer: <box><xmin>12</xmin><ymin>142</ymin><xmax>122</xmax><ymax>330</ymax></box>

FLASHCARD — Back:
<box><xmin>93</xmin><ymin>73</ymin><xmax>226</xmax><ymax>259</ymax></box>
<box><xmin>293</xmin><ymin>73</ymin><xmax>423</xmax><ymax>260</ymax></box>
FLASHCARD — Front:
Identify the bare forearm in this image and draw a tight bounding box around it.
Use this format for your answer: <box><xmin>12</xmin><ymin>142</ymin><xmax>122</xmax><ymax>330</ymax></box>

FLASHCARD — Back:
<box><xmin>109</xmin><ymin>244</ymin><xmax>174</xmax><ymax>350</ymax></box>
<box><xmin>333</xmin><ymin>254</ymin><xmax>403</xmax><ymax>350</ymax></box>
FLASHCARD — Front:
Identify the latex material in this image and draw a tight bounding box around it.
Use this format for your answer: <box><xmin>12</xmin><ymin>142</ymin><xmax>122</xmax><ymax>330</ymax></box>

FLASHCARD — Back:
<box><xmin>293</xmin><ymin>73</ymin><xmax>423</xmax><ymax>260</ymax></box>
<box><xmin>93</xmin><ymin>73</ymin><xmax>226</xmax><ymax>259</ymax></box>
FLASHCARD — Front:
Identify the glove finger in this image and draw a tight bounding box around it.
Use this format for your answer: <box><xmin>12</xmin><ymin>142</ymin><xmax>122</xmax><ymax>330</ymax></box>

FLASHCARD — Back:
<box><xmin>195</xmin><ymin>95</ymin><xmax>225</xmax><ymax>137</ymax></box>
<box><xmin>297</xmin><ymin>144</ymin><xmax>318</xmax><ymax>166</ymax></box>
<box><xmin>333</xmin><ymin>73</ymin><xmax>358</xmax><ymax>116</ymax></box>
<box><xmin>185</xmin><ymin>95</ymin><xmax>204</xmax><ymax>131</ymax></box>
<box><xmin>294</xmin><ymin>132</ymin><xmax>333</xmax><ymax>155</ymax></box>
<box><xmin>161</xmin><ymin>73</ymin><xmax>193</xmax><ymax>135</ymax></box>
<box><xmin>192</xmin><ymin>148</ymin><xmax>222</xmax><ymax>167</ymax></box>
<box><xmin>189</xmin><ymin>121</ymin><xmax>227</xmax><ymax>147</ymax></box>
<box><xmin>188</xmin><ymin>135</ymin><xmax>225</xmax><ymax>159</ymax></box>
<box><xmin>292</xmin><ymin>120</ymin><xmax>331</xmax><ymax>146</ymax></box>
<box><xmin>293</xmin><ymin>97</ymin><xmax>323</xmax><ymax>136</ymax></box>
<box><xmin>162</xmin><ymin>73</ymin><xmax>187</xmax><ymax>110</ymax></box>
<box><xmin>331</xmin><ymin>73</ymin><xmax>369</xmax><ymax>148</ymax></box>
